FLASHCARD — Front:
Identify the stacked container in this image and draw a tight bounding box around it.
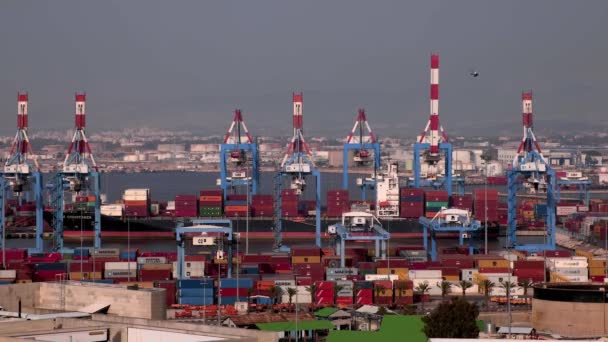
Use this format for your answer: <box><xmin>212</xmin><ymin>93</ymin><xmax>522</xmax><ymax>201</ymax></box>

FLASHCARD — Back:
<box><xmin>473</xmin><ymin>189</ymin><xmax>498</xmax><ymax>222</ymax></box>
<box><xmin>74</xmin><ymin>195</ymin><xmax>96</xmax><ymax>212</ymax></box>
<box><xmin>355</xmin><ymin>281</ymin><xmax>373</xmax><ymax>305</ymax></box>
<box><xmin>393</xmin><ymin>280</ymin><xmax>414</xmax><ymax>305</ymax></box>
<box><xmin>104</xmin><ymin>261</ymin><xmax>137</xmax><ymax>282</ymax></box>
<box><xmin>199</xmin><ymin>189</ymin><xmax>223</xmax><ymax>217</ymax></box>
<box><xmin>546</xmin><ymin>256</ymin><xmax>589</xmax><ymax>282</ymax></box>
<box><xmin>399</xmin><ymin>188</ymin><xmax>425</xmax><ymax>218</ymax></box>
<box><xmin>225</xmin><ymin>194</ymin><xmax>249</xmax><ymax>217</ymax></box>
<box><xmin>123</xmin><ymin>189</ymin><xmax>150</xmax><ymax>218</ymax></box>
<box><xmin>219</xmin><ymin>278</ymin><xmax>253</xmax><ymax>305</ymax></box>
<box><xmin>281</xmin><ymin>190</ymin><xmax>299</xmax><ymax>217</ymax></box>
<box><xmin>155</xmin><ymin>280</ymin><xmax>177</xmax><ymax>306</ymax></box>
<box><xmin>425</xmin><ymin>191</ymin><xmax>449</xmax><ymax>218</ymax></box>
<box><xmin>251</xmin><ymin>194</ymin><xmax>273</xmax><ymax>217</ymax></box>
<box><xmin>376</xmin><ymin>259</ymin><xmax>409</xmax><ymax>280</ymax></box>
<box><xmin>33</xmin><ymin>263</ymin><xmax>68</xmax><ymax>282</ymax></box>
<box><xmin>69</xmin><ymin>262</ymin><xmax>102</xmax><ymax>280</ymax></box>
<box><xmin>513</xmin><ymin>260</ymin><xmax>545</xmax><ymax>283</ymax></box>
<box><xmin>172</xmin><ymin>257</ymin><xmax>206</xmax><ymax>279</ymax></box>
<box><xmin>178</xmin><ymin>279</ymin><xmax>215</xmax><ymax>306</ymax></box>
<box><xmin>314</xmin><ymin>281</ymin><xmax>335</xmax><ymax>305</ymax></box>
<box><xmin>327</xmin><ymin>190</ymin><xmax>350</xmax><ymax>217</ymax></box>
<box><xmin>373</xmin><ymin>280</ymin><xmax>393</xmax><ymax>305</ymax></box>
<box><xmin>335</xmin><ymin>280</ymin><xmax>354</xmax><ymax>305</ymax></box>
<box><xmin>137</xmin><ymin>257</ymin><xmax>172</xmax><ymax>281</ymax></box>
<box><xmin>450</xmin><ymin>194</ymin><xmax>473</xmax><ymax>212</ymax></box>
<box><xmin>175</xmin><ymin>194</ymin><xmax>198</xmax><ymax>217</ymax></box>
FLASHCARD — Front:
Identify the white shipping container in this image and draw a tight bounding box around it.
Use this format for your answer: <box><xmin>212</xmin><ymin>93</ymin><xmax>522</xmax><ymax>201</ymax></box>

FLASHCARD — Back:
<box><xmin>281</xmin><ymin>294</ymin><xmax>312</xmax><ymax>304</ymax></box>
<box><xmin>461</xmin><ymin>269</ymin><xmax>479</xmax><ymax>282</ymax></box>
<box><xmin>92</xmin><ymin>248</ymin><xmax>120</xmax><ymax>257</ymax></box>
<box><xmin>0</xmin><ymin>270</ymin><xmax>17</xmax><ymax>279</ymax></box>
<box><xmin>412</xmin><ymin>278</ymin><xmax>443</xmax><ymax>296</ymax></box>
<box><xmin>490</xmin><ymin>286</ymin><xmax>525</xmax><ymax>297</ymax></box>
<box><xmin>409</xmin><ymin>270</ymin><xmax>442</xmax><ymax>279</ymax></box>
<box><xmin>104</xmin><ymin>269</ymin><xmax>137</xmax><ymax>278</ymax></box>
<box><xmin>137</xmin><ymin>257</ymin><xmax>167</xmax><ymax>264</ymax></box>
<box><xmin>167</xmin><ymin>201</ymin><xmax>176</xmax><ymax>210</ymax></box>
<box><xmin>171</xmin><ymin>261</ymin><xmax>204</xmax><ymax>278</ymax></box>
<box><xmin>557</xmin><ymin>206</ymin><xmax>577</xmax><ymax>216</ymax></box>
<box><xmin>448</xmin><ymin>283</ymin><xmax>479</xmax><ymax>295</ymax></box>
<box><xmin>123</xmin><ymin>195</ymin><xmax>149</xmax><ymax>201</ymax></box>
<box><xmin>482</xmin><ymin>274</ymin><xmax>518</xmax><ymax>285</ymax></box>
<box><xmin>124</xmin><ymin>189</ymin><xmax>150</xmax><ymax>196</ymax></box>
<box><xmin>562</xmin><ymin>275</ymin><xmax>588</xmax><ymax>282</ymax></box>
<box><xmin>365</xmin><ymin>274</ymin><xmax>399</xmax><ymax>282</ymax></box>
<box><xmin>105</xmin><ymin>262</ymin><xmax>136</xmax><ymax>270</ymax></box>
<box><xmin>547</xmin><ymin>258</ymin><xmax>588</xmax><ymax>268</ymax></box>
<box><xmin>326</xmin><ymin>268</ymin><xmax>358</xmax><ymax>276</ymax></box>
<box><xmin>553</xmin><ymin>267</ymin><xmax>588</xmax><ymax>276</ymax></box>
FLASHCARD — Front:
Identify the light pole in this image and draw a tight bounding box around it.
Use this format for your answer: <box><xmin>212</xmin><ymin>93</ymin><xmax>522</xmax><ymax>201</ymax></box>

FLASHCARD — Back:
<box><xmin>246</xmin><ymin>167</ymin><xmax>250</xmax><ymax>255</ymax></box>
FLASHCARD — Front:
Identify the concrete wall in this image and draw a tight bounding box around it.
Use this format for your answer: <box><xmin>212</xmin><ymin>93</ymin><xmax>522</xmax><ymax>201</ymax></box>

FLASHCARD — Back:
<box><xmin>0</xmin><ymin>282</ymin><xmax>39</xmax><ymax>311</ymax></box>
<box><xmin>37</xmin><ymin>282</ymin><xmax>166</xmax><ymax>320</ymax></box>
<box><xmin>532</xmin><ymin>298</ymin><xmax>608</xmax><ymax>337</ymax></box>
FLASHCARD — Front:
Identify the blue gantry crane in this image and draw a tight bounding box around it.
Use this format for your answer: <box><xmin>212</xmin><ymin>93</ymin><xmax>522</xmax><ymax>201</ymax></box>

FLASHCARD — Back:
<box><xmin>0</xmin><ymin>93</ymin><xmax>44</xmax><ymax>254</ymax></box>
<box><xmin>342</xmin><ymin>108</ymin><xmax>381</xmax><ymax>201</ymax></box>
<box><xmin>328</xmin><ymin>211</ymin><xmax>390</xmax><ymax>268</ymax></box>
<box><xmin>218</xmin><ymin>109</ymin><xmax>259</xmax><ymax>200</ymax></box>
<box><xmin>51</xmin><ymin>93</ymin><xmax>102</xmax><ymax>252</ymax></box>
<box><xmin>419</xmin><ymin>208</ymin><xmax>481</xmax><ymax>261</ymax></box>
<box><xmin>274</xmin><ymin>93</ymin><xmax>321</xmax><ymax>251</ymax></box>
<box><xmin>556</xmin><ymin>171</ymin><xmax>591</xmax><ymax>207</ymax></box>
<box><xmin>507</xmin><ymin>91</ymin><xmax>556</xmax><ymax>252</ymax></box>
<box><xmin>175</xmin><ymin>219</ymin><xmax>234</xmax><ymax>279</ymax></box>
<box><xmin>412</xmin><ymin>54</ymin><xmax>454</xmax><ymax>196</ymax></box>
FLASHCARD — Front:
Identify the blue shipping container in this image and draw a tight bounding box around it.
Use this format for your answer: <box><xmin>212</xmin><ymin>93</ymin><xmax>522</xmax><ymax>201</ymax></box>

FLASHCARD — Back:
<box><xmin>219</xmin><ymin>278</ymin><xmax>253</xmax><ymax>288</ymax></box>
<box><xmin>74</xmin><ymin>248</ymin><xmax>90</xmax><ymax>257</ymax></box>
<box><xmin>34</xmin><ymin>263</ymin><xmax>68</xmax><ymax>271</ymax></box>
<box><xmin>178</xmin><ymin>279</ymin><xmax>215</xmax><ymax>288</ymax></box>
<box><xmin>178</xmin><ymin>288</ymin><xmax>215</xmax><ymax>297</ymax></box>
<box><xmin>178</xmin><ymin>296</ymin><xmax>215</xmax><ymax>306</ymax></box>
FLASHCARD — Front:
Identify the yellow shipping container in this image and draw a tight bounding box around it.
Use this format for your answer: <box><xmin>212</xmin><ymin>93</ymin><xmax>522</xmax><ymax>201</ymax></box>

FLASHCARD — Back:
<box><xmin>576</xmin><ymin>250</ymin><xmax>594</xmax><ymax>259</ymax></box>
<box><xmin>589</xmin><ymin>259</ymin><xmax>607</xmax><ymax>268</ymax></box>
<box><xmin>473</xmin><ymin>273</ymin><xmax>488</xmax><ymax>284</ymax></box>
<box><xmin>589</xmin><ymin>267</ymin><xmax>606</xmax><ymax>277</ymax></box>
<box><xmin>550</xmin><ymin>272</ymin><xmax>569</xmax><ymax>283</ymax></box>
<box><xmin>291</xmin><ymin>256</ymin><xmax>321</xmax><ymax>264</ymax></box>
<box><xmin>443</xmin><ymin>275</ymin><xmax>459</xmax><ymax>281</ymax></box>
<box><xmin>16</xmin><ymin>279</ymin><xmax>32</xmax><ymax>283</ymax></box>
<box><xmin>69</xmin><ymin>272</ymin><xmax>102</xmax><ymax>280</ymax></box>
<box><xmin>377</xmin><ymin>268</ymin><xmax>409</xmax><ymax>280</ymax></box>
<box><xmin>119</xmin><ymin>281</ymin><xmax>155</xmax><ymax>288</ymax></box>
<box><xmin>376</xmin><ymin>289</ymin><xmax>394</xmax><ymax>297</ymax></box>
<box><xmin>477</xmin><ymin>259</ymin><xmax>509</xmax><ymax>268</ymax></box>
<box><xmin>141</xmin><ymin>264</ymin><xmax>173</xmax><ymax>271</ymax></box>
<box><xmin>395</xmin><ymin>289</ymin><xmax>414</xmax><ymax>297</ymax></box>
<box><xmin>512</xmin><ymin>251</ymin><xmax>527</xmax><ymax>260</ymax></box>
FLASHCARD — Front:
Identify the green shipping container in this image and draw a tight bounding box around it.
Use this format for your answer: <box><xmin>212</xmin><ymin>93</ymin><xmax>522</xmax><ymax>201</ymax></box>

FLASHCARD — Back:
<box><xmin>425</xmin><ymin>202</ymin><xmax>449</xmax><ymax>208</ymax></box>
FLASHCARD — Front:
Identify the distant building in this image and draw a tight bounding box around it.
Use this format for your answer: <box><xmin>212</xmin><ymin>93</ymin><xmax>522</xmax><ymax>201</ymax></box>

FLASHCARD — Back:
<box><xmin>190</xmin><ymin>144</ymin><xmax>218</xmax><ymax>153</ymax></box>
<box><xmin>157</xmin><ymin>144</ymin><xmax>186</xmax><ymax>153</ymax></box>
<box><xmin>497</xmin><ymin>148</ymin><xmax>517</xmax><ymax>168</ymax></box>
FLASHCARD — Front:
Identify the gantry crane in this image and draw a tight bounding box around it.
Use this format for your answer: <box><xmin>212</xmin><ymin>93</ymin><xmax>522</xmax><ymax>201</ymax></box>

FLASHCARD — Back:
<box><xmin>413</xmin><ymin>54</ymin><xmax>454</xmax><ymax>196</ymax></box>
<box><xmin>342</xmin><ymin>108</ymin><xmax>381</xmax><ymax>201</ymax></box>
<box><xmin>218</xmin><ymin>109</ymin><xmax>259</xmax><ymax>200</ymax></box>
<box><xmin>0</xmin><ymin>93</ymin><xmax>44</xmax><ymax>254</ymax></box>
<box><xmin>274</xmin><ymin>93</ymin><xmax>321</xmax><ymax>251</ymax></box>
<box><xmin>51</xmin><ymin>93</ymin><xmax>101</xmax><ymax>251</ymax></box>
<box><xmin>507</xmin><ymin>91</ymin><xmax>556</xmax><ymax>252</ymax></box>
<box><xmin>419</xmin><ymin>208</ymin><xmax>481</xmax><ymax>261</ymax></box>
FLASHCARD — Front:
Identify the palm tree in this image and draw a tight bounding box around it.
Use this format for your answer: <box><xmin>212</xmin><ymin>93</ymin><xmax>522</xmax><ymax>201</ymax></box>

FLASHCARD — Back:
<box><xmin>415</xmin><ymin>282</ymin><xmax>430</xmax><ymax>312</ymax></box>
<box><xmin>269</xmin><ymin>285</ymin><xmax>282</xmax><ymax>305</ymax></box>
<box><xmin>333</xmin><ymin>284</ymin><xmax>344</xmax><ymax>305</ymax></box>
<box><xmin>518</xmin><ymin>279</ymin><xmax>533</xmax><ymax>306</ymax></box>
<box><xmin>306</xmin><ymin>284</ymin><xmax>318</xmax><ymax>304</ymax></box>
<box><xmin>374</xmin><ymin>284</ymin><xmax>386</xmax><ymax>304</ymax></box>
<box><xmin>479</xmin><ymin>279</ymin><xmax>495</xmax><ymax>309</ymax></box>
<box><xmin>436</xmin><ymin>281</ymin><xmax>452</xmax><ymax>301</ymax></box>
<box><xmin>395</xmin><ymin>281</ymin><xmax>407</xmax><ymax>306</ymax></box>
<box><xmin>246</xmin><ymin>287</ymin><xmax>254</xmax><ymax>306</ymax></box>
<box><xmin>286</xmin><ymin>287</ymin><xmax>297</xmax><ymax>305</ymax></box>
<box><xmin>500</xmin><ymin>280</ymin><xmax>516</xmax><ymax>303</ymax></box>
<box><xmin>456</xmin><ymin>280</ymin><xmax>473</xmax><ymax>297</ymax></box>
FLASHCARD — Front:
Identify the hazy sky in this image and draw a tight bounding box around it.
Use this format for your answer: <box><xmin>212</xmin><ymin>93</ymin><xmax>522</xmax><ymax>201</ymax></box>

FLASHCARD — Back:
<box><xmin>1</xmin><ymin>1</ymin><xmax>607</xmax><ymax>137</ymax></box>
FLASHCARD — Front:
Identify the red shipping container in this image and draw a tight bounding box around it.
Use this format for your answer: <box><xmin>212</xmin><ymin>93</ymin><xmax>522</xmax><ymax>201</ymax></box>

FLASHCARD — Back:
<box><xmin>138</xmin><ymin>269</ymin><xmax>172</xmax><ymax>281</ymax></box>
<box><xmin>315</xmin><ymin>281</ymin><xmax>335</xmax><ymax>290</ymax></box>
<box><xmin>226</xmin><ymin>195</ymin><xmax>247</xmax><ymax>201</ymax></box>
<box><xmin>175</xmin><ymin>210</ymin><xmax>198</xmax><ymax>217</ymax></box>
<box><xmin>296</xmin><ymin>277</ymin><xmax>313</xmax><ymax>286</ymax></box>
<box><xmin>425</xmin><ymin>190</ymin><xmax>449</xmax><ymax>201</ymax></box>
<box><xmin>374</xmin><ymin>296</ymin><xmax>392</xmax><ymax>305</ymax></box>
<box><xmin>336</xmin><ymin>296</ymin><xmax>354</xmax><ymax>305</ymax></box>
<box><xmin>395</xmin><ymin>296</ymin><xmax>414</xmax><ymax>305</ymax></box>
<box><xmin>479</xmin><ymin>267</ymin><xmax>511</xmax><ymax>274</ymax></box>
<box><xmin>541</xmin><ymin>250</ymin><xmax>571</xmax><ymax>257</ymax></box>
<box><xmin>400</xmin><ymin>188</ymin><xmax>425</xmax><ymax>197</ymax></box>
<box><xmin>34</xmin><ymin>270</ymin><xmax>67</xmax><ymax>281</ymax></box>
<box><xmin>219</xmin><ymin>288</ymin><xmax>250</xmax><ymax>297</ymax></box>
<box><xmin>376</xmin><ymin>259</ymin><xmax>408</xmax><ymax>268</ymax></box>
<box><xmin>175</xmin><ymin>194</ymin><xmax>197</xmax><ymax>201</ymax></box>
<box><xmin>315</xmin><ymin>289</ymin><xmax>335</xmax><ymax>298</ymax></box>
<box><xmin>439</xmin><ymin>258</ymin><xmax>475</xmax><ymax>268</ymax></box>
<box><xmin>316</xmin><ymin>297</ymin><xmax>335</xmax><ymax>305</ymax></box>
<box><xmin>155</xmin><ymin>280</ymin><xmax>176</xmax><ymax>306</ymax></box>
<box><xmin>513</xmin><ymin>260</ymin><xmax>545</xmax><ymax>269</ymax></box>
<box><xmin>356</xmin><ymin>296</ymin><xmax>373</xmax><ymax>305</ymax></box>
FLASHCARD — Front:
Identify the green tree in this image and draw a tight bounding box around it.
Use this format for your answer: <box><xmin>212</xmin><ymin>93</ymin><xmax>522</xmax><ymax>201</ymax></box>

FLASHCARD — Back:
<box><xmin>395</xmin><ymin>281</ymin><xmax>407</xmax><ymax>306</ymax></box>
<box><xmin>305</xmin><ymin>284</ymin><xmax>317</xmax><ymax>304</ymax></box>
<box><xmin>246</xmin><ymin>287</ymin><xmax>254</xmax><ymax>305</ymax></box>
<box><xmin>500</xmin><ymin>280</ymin><xmax>516</xmax><ymax>303</ymax></box>
<box><xmin>518</xmin><ymin>279</ymin><xmax>533</xmax><ymax>305</ymax></box>
<box><xmin>269</xmin><ymin>285</ymin><xmax>282</xmax><ymax>305</ymax></box>
<box><xmin>333</xmin><ymin>284</ymin><xmax>344</xmax><ymax>304</ymax></box>
<box><xmin>415</xmin><ymin>282</ymin><xmax>430</xmax><ymax>312</ymax></box>
<box><xmin>436</xmin><ymin>281</ymin><xmax>452</xmax><ymax>301</ymax></box>
<box><xmin>286</xmin><ymin>287</ymin><xmax>297</xmax><ymax>305</ymax></box>
<box><xmin>456</xmin><ymin>280</ymin><xmax>473</xmax><ymax>297</ymax></box>
<box><xmin>479</xmin><ymin>279</ymin><xmax>495</xmax><ymax>309</ymax></box>
<box><xmin>422</xmin><ymin>297</ymin><xmax>480</xmax><ymax>338</ymax></box>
